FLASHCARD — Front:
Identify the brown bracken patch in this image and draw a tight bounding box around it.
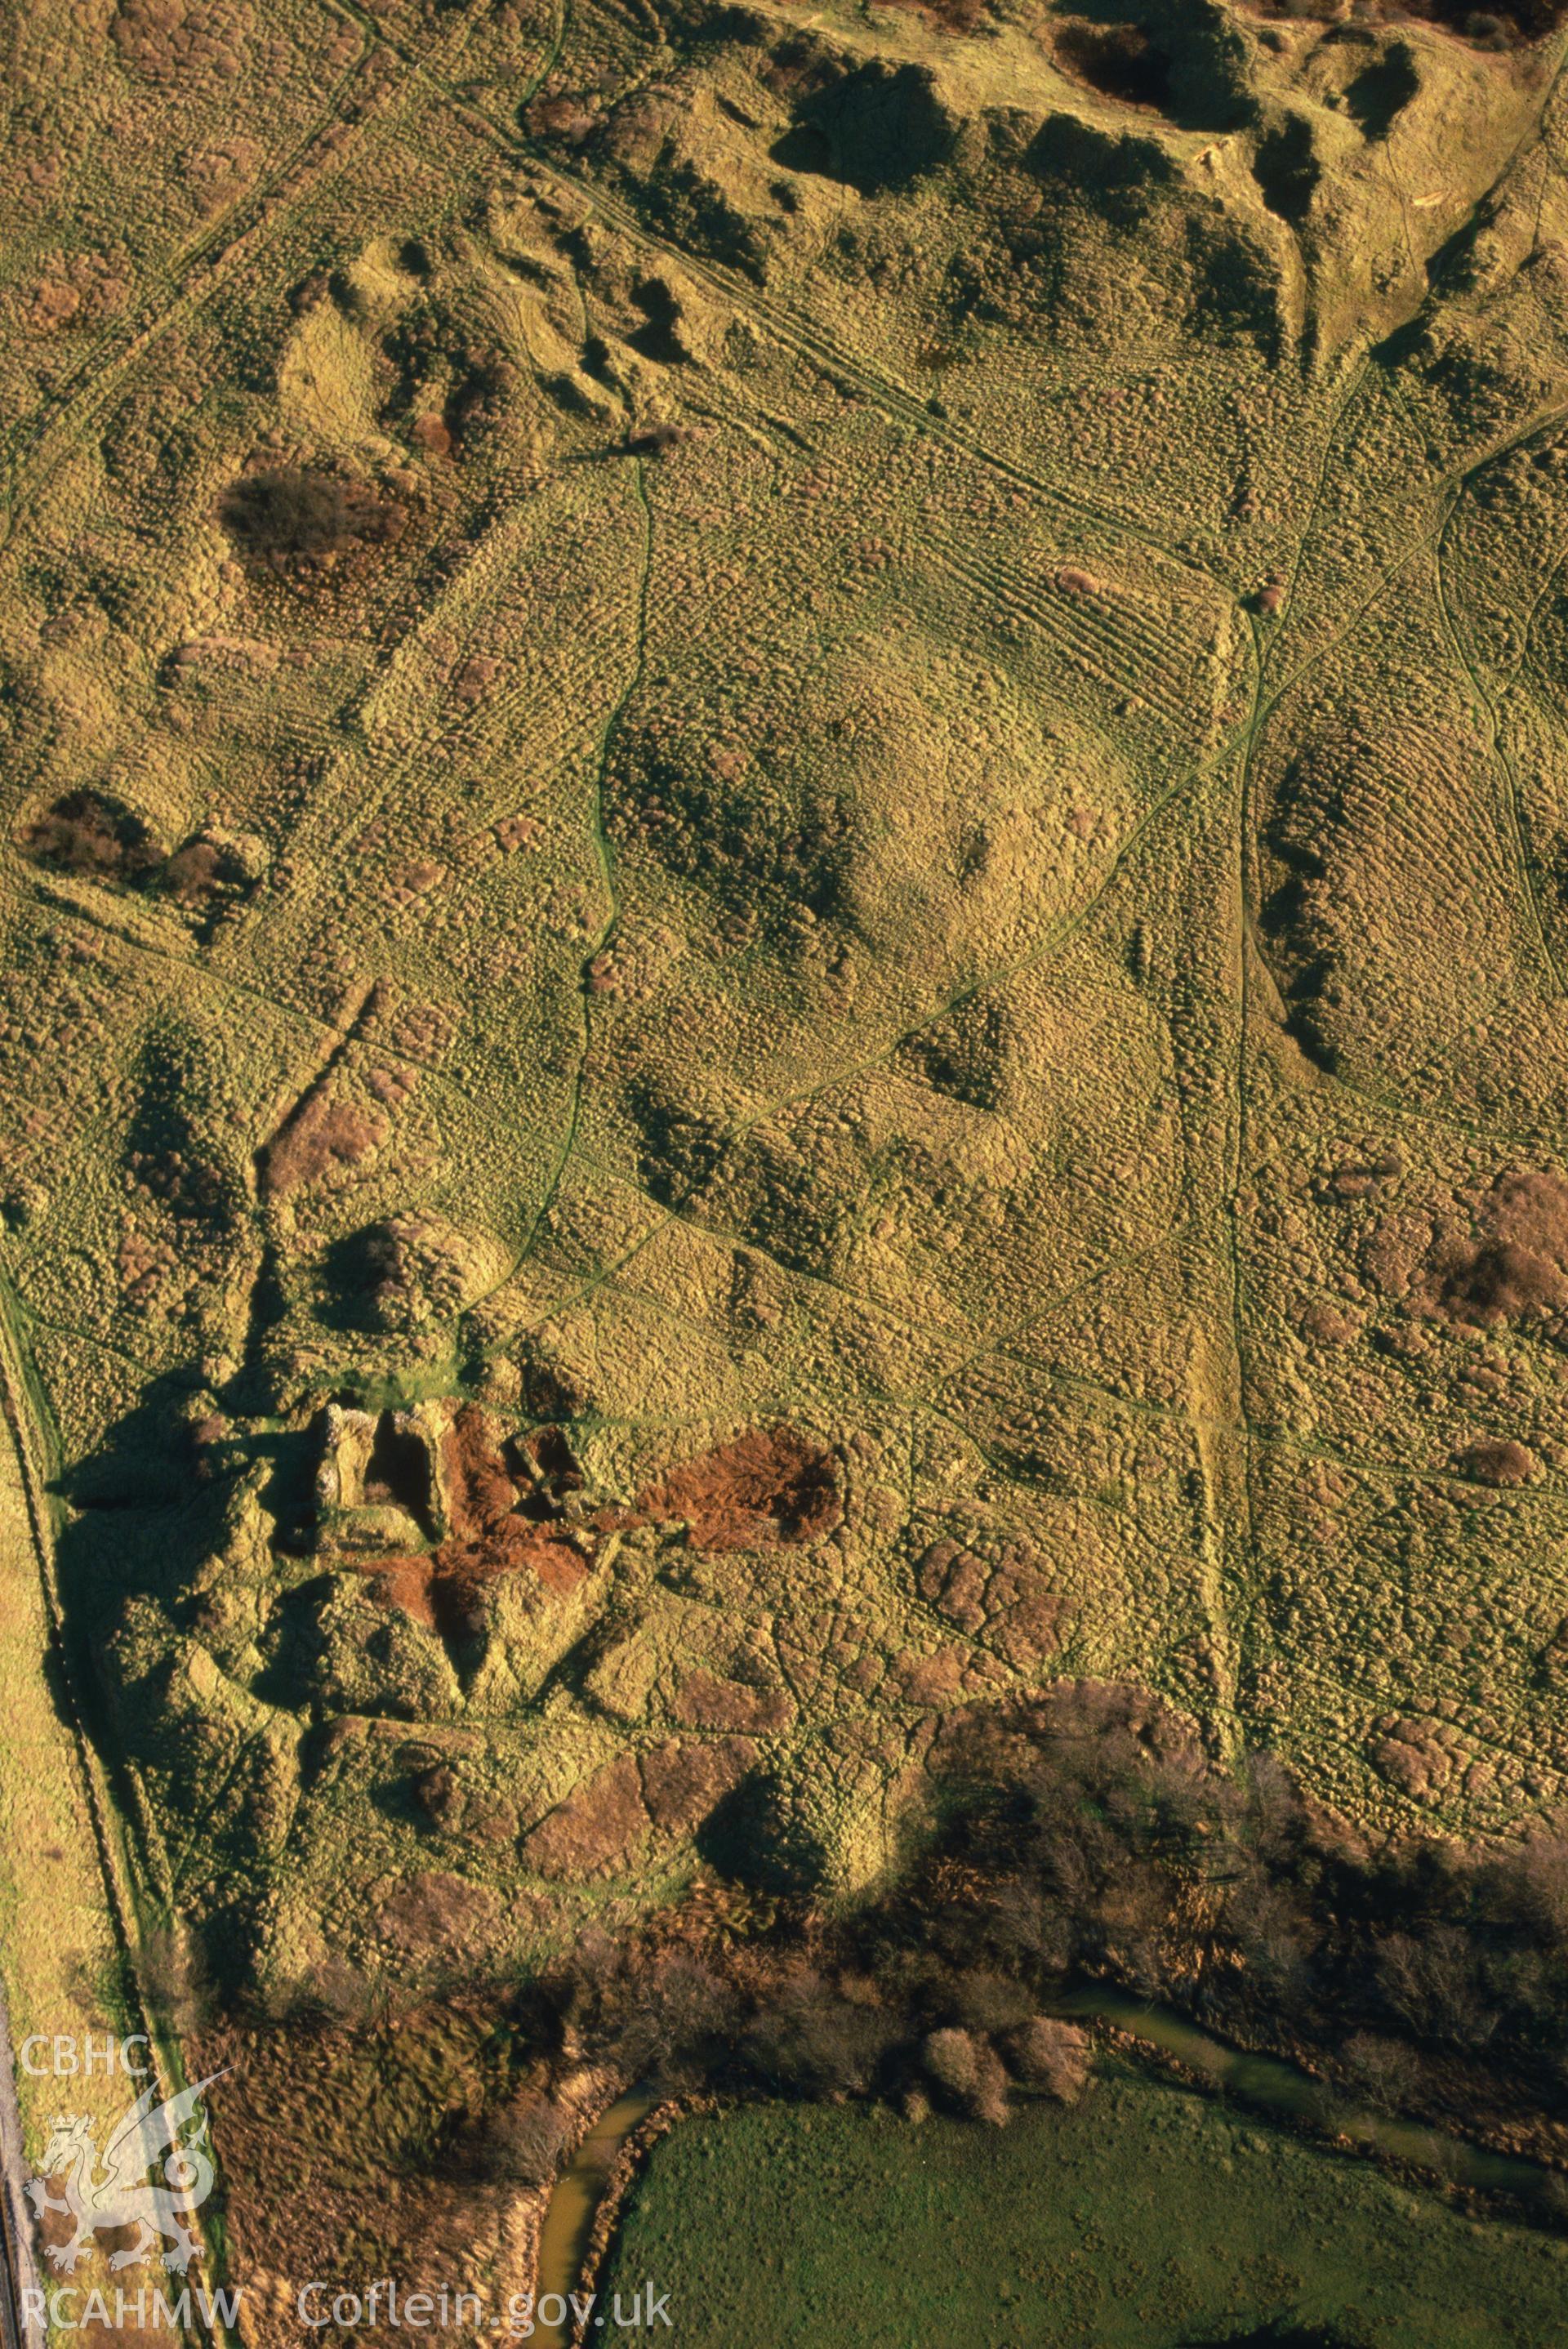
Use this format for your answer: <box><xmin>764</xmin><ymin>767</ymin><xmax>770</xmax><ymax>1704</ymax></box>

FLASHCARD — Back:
<box><xmin>218</xmin><ymin>461</ymin><xmax>410</xmax><ymax>585</ymax></box>
<box><xmin>875</xmin><ymin>0</ymin><xmax>991</xmax><ymax>31</ymax></box>
<box><xmin>443</xmin><ymin>1400</ymin><xmax>526</xmax><ymax>1540</ymax></box>
<box><xmin>671</xmin><ymin>1668</ymin><xmax>796</xmax><ymax>1735</ymax></box>
<box><xmin>1455</xmin><ymin>1437</ymin><xmax>1536</xmax><ymax>1487</ymax></box>
<box><xmin>636</xmin><ymin>1425</ymin><xmax>840</xmax><ymax>1551</ymax></box>
<box><xmin>17</xmin><ymin>787</ymin><xmax>161</xmax><ymax>881</ymax></box>
<box><xmin>915</xmin><ymin>1539</ymin><xmax>1065</xmax><ymax>1671</ymax></box>
<box><xmin>259</xmin><ymin>1082</ymin><xmax>387</xmax><ymax>1197</ymax></box>
<box><xmin>365</xmin><ymin>1557</ymin><xmax>441</xmax><ymax>1631</ymax></box>
<box><xmin>521</xmin><ymin>1754</ymin><xmax>648</xmax><ymax>1878</ymax></box>
<box><xmin>373</xmin><ymin>1868</ymin><xmax>501</xmax><ymax>1957</ymax></box>
<box><xmin>161</xmin><ymin>836</ymin><xmax>227</xmax><ymax>904</ymax></box>
<box><xmin>1242</xmin><ymin>0</ymin><xmax>1567</xmax><ymax>44</ymax></box>
<box><xmin>639</xmin><ymin>1734</ymin><xmax>758</xmax><ymax>1833</ymax></box>
<box><xmin>360</xmin><ymin>1406</ymin><xmax>594</xmax><ymax>1641</ymax></box>
<box><xmin>111</xmin><ymin>0</ymin><xmax>252</xmax><ymax>87</ymax></box>
<box><xmin>519</xmin><ymin>1735</ymin><xmax>757</xmax><ymax>1879</ymax></box>
<box><xmin>1367</xmin><ymin>1166</ymin><xmax>1568</xmax><ymax>1329</ymax></box>
<box><xmin>438</xmin><ymin>1403</ymin><xmax>591</xmax><ymax>1598</ymax></box>
<box><xmin>524</xmin><ymin>91</ymin><xmax>600</xmax><ymax>141</ymax></box>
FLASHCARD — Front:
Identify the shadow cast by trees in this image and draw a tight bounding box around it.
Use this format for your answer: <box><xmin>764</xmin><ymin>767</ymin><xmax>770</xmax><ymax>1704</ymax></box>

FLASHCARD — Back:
<box><xmin>50</xmin><ymin>1373</ymin><xmax>321</xmax><ymax>1998</ymax></box>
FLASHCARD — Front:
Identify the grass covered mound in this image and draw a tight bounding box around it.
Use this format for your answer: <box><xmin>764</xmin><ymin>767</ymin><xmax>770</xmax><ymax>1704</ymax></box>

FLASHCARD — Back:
<box><xmin>12</xmin><ymin>0</ymin><xmax>1568</xmax><ymax>2300</ymax></box>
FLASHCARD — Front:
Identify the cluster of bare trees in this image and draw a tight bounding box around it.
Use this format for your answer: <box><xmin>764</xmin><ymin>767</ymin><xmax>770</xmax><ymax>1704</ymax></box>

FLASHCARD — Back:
<box><xmin>221</xmin><ymin>1692</ymin><xmax>1568</xmax><ymax>2195</ymax></box>
<box><xmin>506</xmin><ymin>1698</ymin><xmax>1568</xmax><ymax>2153</ymax></box>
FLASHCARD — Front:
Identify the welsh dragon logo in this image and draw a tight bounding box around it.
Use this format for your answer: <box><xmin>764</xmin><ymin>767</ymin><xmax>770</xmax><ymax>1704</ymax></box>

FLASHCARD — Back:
<box><xmin>25</xmin><ymin>2072</ymin><xmax>225</xmax><ymax>2274</ymax></box>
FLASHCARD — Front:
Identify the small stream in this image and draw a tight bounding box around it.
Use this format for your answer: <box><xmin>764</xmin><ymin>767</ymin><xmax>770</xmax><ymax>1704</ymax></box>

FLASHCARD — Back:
<box><xmin>1062</xmin><ymin>1986</ymin><xmax>1553</xmax><ymax>2199</ymax></box>
<box><xmin>531</xmin><ymin>1995</ymin><xmax>1557</xmax><ymax>2338</ymax></box>
<box><xmin>532</xmin><ymin>2092</ymin><xmax>657</xmax><ymax>2349</ymax></box>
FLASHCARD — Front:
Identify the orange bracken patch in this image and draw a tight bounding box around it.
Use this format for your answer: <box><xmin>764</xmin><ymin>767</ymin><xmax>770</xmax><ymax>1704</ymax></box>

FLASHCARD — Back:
<box><xmin>635</xmin><ymin>1425</ymin><xmax>840</xmax><ymax>1551</ymax></box>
